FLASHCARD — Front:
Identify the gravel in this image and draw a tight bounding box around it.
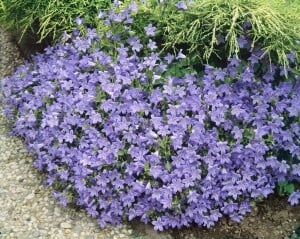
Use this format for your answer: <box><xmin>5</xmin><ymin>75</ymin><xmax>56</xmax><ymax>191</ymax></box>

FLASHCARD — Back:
<box><xmin>0</xmin><ymin>26</ymin><xmax>137</xmax><ymax>239</ymax></box>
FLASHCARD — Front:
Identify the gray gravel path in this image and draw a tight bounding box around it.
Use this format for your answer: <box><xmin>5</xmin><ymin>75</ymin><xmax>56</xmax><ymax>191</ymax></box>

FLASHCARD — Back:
<box><xmin>0</xmin><ymin>26</ymin><xmax>135</xmax><ymax>239</ymax></box>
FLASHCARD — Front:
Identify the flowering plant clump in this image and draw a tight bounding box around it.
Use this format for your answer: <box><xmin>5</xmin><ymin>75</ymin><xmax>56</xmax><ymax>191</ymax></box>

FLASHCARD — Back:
<box><xmin>1</xmin><ymin>2</ymin><xmax>300</xmax><ymax>231</ymax></box>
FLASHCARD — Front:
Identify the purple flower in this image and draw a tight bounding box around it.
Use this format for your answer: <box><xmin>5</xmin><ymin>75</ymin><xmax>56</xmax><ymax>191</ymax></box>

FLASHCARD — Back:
<box><xmin>127</xmin><ymin>37</ymin><xmax>143</xmax><ymax>52</ymax></box>
<box><xmin>164</xmin><ymin>53</ymin><xmax>174</xmax><ymax>64</ymax></box>
<box><xmin>128</xmin><ymin>2</ymin><xmax>138</xmax><ymax>12</ymax></box>
<box><xmin>87</xmin><ymin>204</ymin><xmax>99</xmax><ymax>218</ymax></box>
<box><xmin>232</xmin><ymin>126</ymin><xmax>243</xmax><ymax>140</ymax></box>
<box><xmin>278</xmin><ymin>160</ymin><xmax>290</xmax><ymax>174</ymax></box>
<box><xmin>228</xmin><ymin>55</ymin><xmax>241</xmax><ymax>67</ymax></box>
<box><xmin>75</xmin><ymin>17</ymin><xmax>83</xmax><ymax>25</ymax></box>
<box><xmin>291</xmin><ymin>164</ymin><xmax>300</xmax><ymax>176</ymax></box>
<box><xmin>241</xmin><ymin>67</ymin><xmax>254</xmax><ymax>82</ymax></box>
<box><xmin>98</xmin><ymin>11</ymin><xmax>106</xmax><ymax>19</ymax></box>
<box><xmin>150</xmin><ymin>165</ymin><xmax>163</xmax><ymax>179</ymax></box>
<box><xmin>221</xmin><ymin>202</ymin><xmax>238</xmax><ymax>215</ymax></box>
<box><xmin>144</xmin><ymin>24</ymin><xmax>157</xmax><ymax>37</ymax></box>
<box><xmin>230</xmin><ymin>213</ymin><xmax>243</xmax><ymax>222</ymax></box>
<box><xmin>176</xmin><ymin>49</ymin><xmax>186</xmax><ymax>59</ymax></box>
<box><xmin>288</xmin><ymin>190</ymin><xmax>300</xmax><ymax>206</ymax></box>
<box><xmin>237</xmin><ymin>36</ymin><xmax>248</xmax><ymax>48</ymax></box>
<box><xmin>214</xmin><ymin>68</ymin><xmax>226</xmax><ymax>81</ymax></box>
<box><xmin>175</xmin><ymin>1</ymin><xmax>188</xmax><ymax>10</ymax></box>
<box><xmin>286</xmin><ymin>53</ymin><xmax>295</xmax><ymax>63</ymax></box>
<box><xmin>152</xmin><ymin>217</ymin><xmax>164</xmax><ymax>231</ymax></box>
<box><xmin>147</xmin><ymin>39</ymin><xmax>157</xmax><ymax>50</ymax></box>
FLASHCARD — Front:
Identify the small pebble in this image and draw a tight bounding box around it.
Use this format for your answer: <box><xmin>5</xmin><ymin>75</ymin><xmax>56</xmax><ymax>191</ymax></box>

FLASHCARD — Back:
<box><xmin>31</xmin><ymin>230</ymin><xmax>40</xmax><ymax>238</ymax></box>
<box><xmin>25</xmin><ymin>193</ymin><xmax>35</xmax><ymax>200</ymax></box>
<box><xmin>64</xmin><ymin>229</ymin><xmax>71</xmax><ymax>234</ymax></box>
<box><xmin>60</xmin><ymin>222</ymin><xmax>72</xmax><ymax>229</ymax></box>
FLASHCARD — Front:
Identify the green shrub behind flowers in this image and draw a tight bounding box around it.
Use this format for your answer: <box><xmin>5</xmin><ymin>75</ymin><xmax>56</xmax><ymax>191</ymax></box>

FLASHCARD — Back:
<box><xmin>133</xmin><ymin>0</ymin><xmax>300</xmax><ymax>70</ymax></box>
<box><xmin>1</xmin><ymin>0</ymin><xmax>299</xmax><ymax>69</ymax></box>
<box><xmin>0</xmin><ymin>0</ymin><xmax>115</xmax><ymax>43</ymax></box>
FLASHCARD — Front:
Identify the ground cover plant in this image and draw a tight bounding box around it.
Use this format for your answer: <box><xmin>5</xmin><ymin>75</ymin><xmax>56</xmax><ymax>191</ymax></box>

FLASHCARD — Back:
<box><xmin>1</xmin><ymin>0</ymin><xmax>300</xmax><ymax>232</ymax></box>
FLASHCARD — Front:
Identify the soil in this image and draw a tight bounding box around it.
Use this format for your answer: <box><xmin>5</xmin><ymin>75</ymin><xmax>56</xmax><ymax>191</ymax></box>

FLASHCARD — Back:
<box><xmin>131</xmin><ymin>195</ymin><xmax>300</xmax><ymax>239</ymax></box>
<box><xmin>9</xmin><ymin>28</ymin><xmax>51</xmax><ymax>59</ymax></box>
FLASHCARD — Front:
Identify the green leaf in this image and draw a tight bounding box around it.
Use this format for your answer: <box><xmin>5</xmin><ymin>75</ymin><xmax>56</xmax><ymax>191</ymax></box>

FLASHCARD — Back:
<box><xmin>277</xmin><ymin>181</ymin><xmax>295</xmax><ymax>196</ymax></box>
<box><xmin>285</xmin><ymin>183</ymin><xmax>295</xmax><ymax>194</ymax></box>
<box><xmin>144</xmin><ymin>162</ymin><xmax>150</xmax><ymax>175</ymax></box>
<box><xmin>165</xmin><ymin>161</ymin><xmax>172</xmax><ymax>171</ymax></box>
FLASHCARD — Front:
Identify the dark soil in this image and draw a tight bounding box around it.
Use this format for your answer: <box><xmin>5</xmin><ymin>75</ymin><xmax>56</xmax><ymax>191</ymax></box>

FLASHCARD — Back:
<box><xmin>130</xmin><ymin>195</ymin><xmax>300</xmax><ymax>239</ymax></box>
<box><xmin>9</xmin><ymin>29</ymin><xmax>51</xmax><ymax>59</ymax></box>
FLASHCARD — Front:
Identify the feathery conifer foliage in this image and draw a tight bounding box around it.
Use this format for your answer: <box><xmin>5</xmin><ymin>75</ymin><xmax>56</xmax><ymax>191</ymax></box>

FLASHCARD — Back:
<box><xmin>134</xmin><ymin>0</ymin><xmax>300</xmax><ymax>68</ymax></box>
<box><xmin>0</xmin><ymin>0</ymin><xmax>113</xmax><ymax>43</ymax></box>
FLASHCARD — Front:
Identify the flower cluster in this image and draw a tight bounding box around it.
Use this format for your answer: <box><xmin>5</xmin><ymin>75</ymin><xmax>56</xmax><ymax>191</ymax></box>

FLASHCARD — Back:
<box><xmin>1</xmin><ymin>2</ymin><xmax>300</xmax><ymax>231</ymax></box>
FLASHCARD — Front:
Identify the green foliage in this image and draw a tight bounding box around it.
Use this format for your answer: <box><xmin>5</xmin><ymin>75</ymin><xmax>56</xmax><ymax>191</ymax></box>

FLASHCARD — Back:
<box><xmin>277</xmin><ymin>181</ymin><xmax>295</xmax><ymax>196</ymax></box>
<box><xmin>135</xmin><ymin>0</ymin><xmax>300</xmax><ymax>69</ymax></box>
<box><xmin>285</xmin><ymin>226</ymin><xmax>300</xmax><ymax>239</ymax></box>
<box><xmin>1</xmin><ymin>0</ymin><xmax>299</xmax><ymax>70</ymax></box>
<box><xmin>0</xmin><ymin>0</ymin><xmax>112</xmax><ymax>43</ymax></box>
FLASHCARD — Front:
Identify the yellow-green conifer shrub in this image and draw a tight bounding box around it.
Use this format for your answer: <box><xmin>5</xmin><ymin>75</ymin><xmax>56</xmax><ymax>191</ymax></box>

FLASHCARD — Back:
<box><xmin>135</xmin><ymin>0</ymin><xmax>300</xmax><ymax>68</ymax></box>
<box><xmin>0</xmin><ymin>0</ymin><xmax>112</xmax><ymax>43</ymax></box>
